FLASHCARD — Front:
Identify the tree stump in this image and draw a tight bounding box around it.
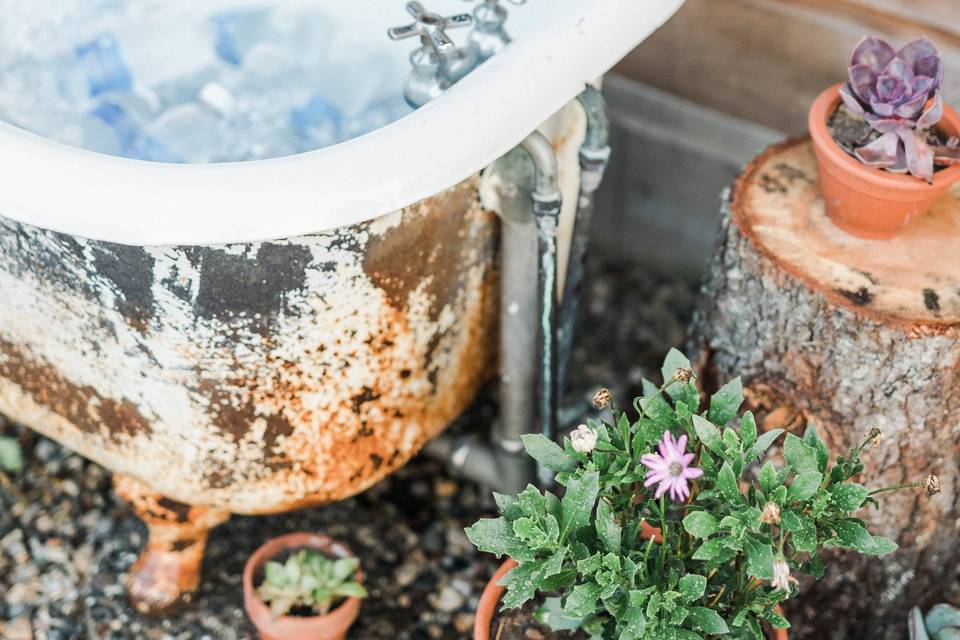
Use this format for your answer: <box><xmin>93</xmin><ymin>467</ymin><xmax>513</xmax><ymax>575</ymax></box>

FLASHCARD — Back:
<box><xmin>689</xmin><ymin>138</ymin><xmax>960</xmax><ymax>639</ymax></box>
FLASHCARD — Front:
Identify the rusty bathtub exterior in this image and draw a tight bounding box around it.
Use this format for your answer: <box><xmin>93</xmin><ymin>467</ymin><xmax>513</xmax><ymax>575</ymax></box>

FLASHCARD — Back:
<box><xmin>0</xmin><ymin>177</ymin><xmax>498</xmax><ymax>514</ymax></box>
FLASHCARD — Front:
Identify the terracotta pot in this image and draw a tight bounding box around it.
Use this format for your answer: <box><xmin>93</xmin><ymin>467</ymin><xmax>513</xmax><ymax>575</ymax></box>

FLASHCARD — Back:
<box><xmin>243</xmin><ymin>532</ymin><xmax>363</xmax><ymax>640</ymax></box>
<box><xmin>475</xmin><ymin>556</ymin><xmax>789</xmax><ymax>639</ymax></box>
<box><xmin>808</xmin><ymin>82</ymin><xmax>960</xmax><ymax>239</ymax></box>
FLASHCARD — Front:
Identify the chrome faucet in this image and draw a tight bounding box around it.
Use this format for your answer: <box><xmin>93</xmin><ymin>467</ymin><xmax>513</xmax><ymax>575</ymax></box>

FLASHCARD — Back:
<box><xmin>464</xmin><ymin>0</ymin><xmax>526</xmax><ymax>62</ymax></box>
<box><xmin>387</xmin><ymin>2</ymin><xmax>474</xmax><ymax>108</ymax></box>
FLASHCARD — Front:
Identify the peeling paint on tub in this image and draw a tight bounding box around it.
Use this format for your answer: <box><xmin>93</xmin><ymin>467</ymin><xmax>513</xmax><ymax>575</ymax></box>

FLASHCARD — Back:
<box><xmin>0</xmin><ymin>175</ymin><xmax>499</xmax><ymax>513</ymax></box>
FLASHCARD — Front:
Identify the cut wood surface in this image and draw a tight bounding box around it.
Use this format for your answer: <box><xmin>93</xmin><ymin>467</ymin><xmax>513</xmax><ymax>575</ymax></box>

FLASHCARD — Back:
<box><xmin>735</xmin><ymin>139</ymin><xmax>960</xmax><ymax>326</ymax></box>
<box><xmin>690</xmin><ymin>138</ymin><xmax>960</xmax><ymax>640</ymax></box>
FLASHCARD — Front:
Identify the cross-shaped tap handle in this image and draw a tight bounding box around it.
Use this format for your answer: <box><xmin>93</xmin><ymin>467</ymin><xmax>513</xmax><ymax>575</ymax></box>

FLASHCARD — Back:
<box><xmin>465</xmin><ymin>0</ymin><xmax>527</xmax><ymax>5</ymax></box>
<box><xmin>388</xmin><ymin>1</ymin><xmax>473</xmax><ymax>52</ymax></box>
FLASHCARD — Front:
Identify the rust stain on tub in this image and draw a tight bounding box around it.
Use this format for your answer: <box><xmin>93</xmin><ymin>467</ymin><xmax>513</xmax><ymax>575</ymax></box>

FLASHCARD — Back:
<box><xmin>0</xmin><ymin>174</ymin><xmax>499</xmax><ymax>515</ymax></box>
<box><xmin>0</xmin><ymin>337</ymin><xmax>152</xmax><ymax>439</ymax></box>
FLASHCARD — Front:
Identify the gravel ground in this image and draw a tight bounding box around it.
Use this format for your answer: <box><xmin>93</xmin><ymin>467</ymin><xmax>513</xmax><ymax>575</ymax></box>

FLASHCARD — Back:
<box><xmin>0</xmin><ymin>260</ymin><xmax>699</xmax><ymax>640</ymax></box>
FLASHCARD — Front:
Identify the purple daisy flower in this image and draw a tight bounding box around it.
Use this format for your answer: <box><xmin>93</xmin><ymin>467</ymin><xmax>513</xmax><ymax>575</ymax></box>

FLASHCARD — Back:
<box><xmin>641</xmin><ymin>431</ymin><xmax>703</xmax><ymax>502</ymax></box>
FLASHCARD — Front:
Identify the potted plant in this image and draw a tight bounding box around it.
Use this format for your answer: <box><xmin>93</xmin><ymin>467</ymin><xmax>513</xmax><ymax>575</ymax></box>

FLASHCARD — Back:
<box><xmin>467</xmin><ymin>349</ymin><xmax>939</xmax><ymax>639</ymax></box>
<box><xmin>808</xmin><ymin>36</ymin><xmax>960</xmax><ymax>238</ymax></box>
<box><xmin>243</xmin><ymin>532</ymin><xmax>367</xmax><ymax>640</ymax></box>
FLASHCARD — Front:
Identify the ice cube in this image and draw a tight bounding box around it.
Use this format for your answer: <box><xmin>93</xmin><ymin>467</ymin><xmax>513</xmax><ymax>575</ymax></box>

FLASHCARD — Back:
<box><xmin>291</xmin><ymin>94</ymin><xmax>343</xmax><ymax>149</ymax></box>
<box><xmin>91</xmin><ymin>101</ymin><xmax>180</xmax><ymax>162</ymax></box>
<box><xmin>343</xmin><ymin>95</ymin><xmax>412</xmax><ymax>139</ymax></box>
<box><xmin>153</xmin><ymin>66</ymin><xmax>220</xmax><ymax>111</ymax></box>
<box><xmin>146</xmin><ymin>103</ymin><xmax>222</xmax><ymax>163</ymax></box>
<box><xmin>75</xmin><ymin>34</ymin><xmax>132</xmax><ymax>97</ymax></box>
<box><xmin>198</xmin><ymin>82</ymin><xmax>235</xmax><ymax>118</ymax></box>
<box><xmin>213</xmin><ymin>9</ymin><xmax>271</xmax><ymax>66</ymax></box>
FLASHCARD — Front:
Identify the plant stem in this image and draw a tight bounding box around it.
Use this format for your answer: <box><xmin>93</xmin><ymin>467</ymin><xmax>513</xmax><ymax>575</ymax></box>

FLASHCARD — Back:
<box><xmin>869</xmin><ymin>481</ymin><xmax>921</xmax><ymax>496</ymax></box>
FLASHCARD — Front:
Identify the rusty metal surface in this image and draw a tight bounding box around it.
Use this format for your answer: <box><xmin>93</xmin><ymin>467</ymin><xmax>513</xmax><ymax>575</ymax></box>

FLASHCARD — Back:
<box><xmin>0</xmin><ymin>176</ymin><xmax>499</xmax><ymax>514</ymax></box>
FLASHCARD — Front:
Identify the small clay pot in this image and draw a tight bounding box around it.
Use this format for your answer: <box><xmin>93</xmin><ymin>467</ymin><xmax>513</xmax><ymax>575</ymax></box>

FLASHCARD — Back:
<box><xmin>243</xmin><ymin>532</ymin><xmax>363</xmax><ymax>640</ymax></box>
<box><xmin>808</xmin><ymin>82</ymin><xmax>960</xmax><ymax>239</ymax></box>
<box><xmin>475</xmin><ymin>535</ymin><xmax>789</xmax><ymax>640</ymax></box>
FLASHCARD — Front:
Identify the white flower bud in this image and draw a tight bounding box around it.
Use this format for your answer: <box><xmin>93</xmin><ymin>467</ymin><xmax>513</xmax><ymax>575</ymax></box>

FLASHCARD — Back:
<box><xmin>570</xmin><ymin>424</ymin><xmax>597</xmax><ymax>454</ymax></box>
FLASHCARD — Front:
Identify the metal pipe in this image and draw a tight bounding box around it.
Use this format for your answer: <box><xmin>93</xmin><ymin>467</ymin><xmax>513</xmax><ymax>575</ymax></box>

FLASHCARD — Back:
<box><xmin>557</xmin><ymin>86</ymin><xmax>611</xmax><ymax>395</ymax></box>
<box><xmin>422</xmin><ymin>131</ymin><xmax>562</xmax><ymax>491</ymax></box>
<box><xmin>520</xmin><ymin>132</ymin><xmax>562</xmax><ymax>485</ymax></box>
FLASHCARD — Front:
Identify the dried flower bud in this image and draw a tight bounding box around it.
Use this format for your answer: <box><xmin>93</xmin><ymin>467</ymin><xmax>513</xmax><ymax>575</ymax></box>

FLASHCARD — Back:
<box><xmin>672</xmin><ymin>367</ymin><xmax>694</xmax><ymax>384</ymax></box>
<box><xmin>924</xmin><ymin>473</ymin><xmax>941</xmax><ymax>496</ymax></box>
<box><xmin>761</xmin><ymin>502</ymin><xmax>781</xmax><ymax>525</ymax></box>
<box><xmin>867</xmin><ymin>427</ymin><xmax>883</xmax><ymax>448</ymax></box>
<box><xmin>592</xmin><ymin>388</ymin><xmax>612</xmax><ymax>410</ymax></box>
<box><xmin>771</xmin><ymin>558</ymin><xmax>798</xmax><ymax>591</ymax></box>
<box><xmin>570</xmin><ymin>424</ymin><xmax>597</xmax><ymax>454</ymax></box>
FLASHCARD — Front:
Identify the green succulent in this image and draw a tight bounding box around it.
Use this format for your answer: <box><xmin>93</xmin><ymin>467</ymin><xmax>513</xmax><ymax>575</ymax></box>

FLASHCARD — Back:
<box><xmin>256</xmin><ymin>548</ymin><xmax>367</xmax><ymax>618</ymax></box>
<box><xmin>910</xmin><ymin>604</ymin><xmax>960</xmax><ymax>640</ymax></box>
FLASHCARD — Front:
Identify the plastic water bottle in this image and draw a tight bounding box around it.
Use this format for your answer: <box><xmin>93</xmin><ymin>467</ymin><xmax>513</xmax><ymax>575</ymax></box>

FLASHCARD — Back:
<box><xmin>213</xmin><ymin>9</ymin><xmax>271</xmax><ymax>66</ymax></box>
<box><xmin>74</xmin><ymin>34</ymin><xmax>132</xmax><ymax>97</ymax></box>
<box><xmin>291</xmin><ymin>94</ymin><xmax>343</xmax><ymax>150</ymax></box>
<box><xmin>90</xmin><ymin>101</ymin><xmax>180</xmax><ymax>162</ymax></box>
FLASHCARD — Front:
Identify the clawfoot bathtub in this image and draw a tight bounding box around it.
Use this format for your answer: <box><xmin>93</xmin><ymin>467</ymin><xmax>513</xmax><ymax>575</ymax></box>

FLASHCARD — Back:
<box><xmin>0</xmin><ymin>0</ymin><xmax>683</xmax><ymax>613</ymax></box>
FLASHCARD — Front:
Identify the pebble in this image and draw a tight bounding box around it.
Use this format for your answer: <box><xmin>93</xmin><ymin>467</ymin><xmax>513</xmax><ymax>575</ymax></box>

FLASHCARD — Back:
<box><xmin>430</xmin><ymin>584</ymin><xmax>466</xmax><ymax>612</ymax></box>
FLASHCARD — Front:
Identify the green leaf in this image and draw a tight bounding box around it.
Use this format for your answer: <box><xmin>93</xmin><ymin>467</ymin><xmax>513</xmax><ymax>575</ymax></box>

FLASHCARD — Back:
<box><xmin>740</xmin><ymin>412</ymin><xmax>757</xmax><ymax>450</ymax></box>
<box><xmin>832</xmin><ymin>520</ymin><xmax>874</xmax><ymax>553</ymax></box>
<box><xmin>687</xmin><ymin>606</ymin><xmax>730</xmax><ymax>634</ymax></box>
<box><xmin>662</xmin><ymin>348</ymin><xmax>692</xmax><ymax>396</ymax></box>
<box><xmin>865</xmin><ymin>536</ymin><xmax>898</xmax><ymax>556</ymax></box>
<box><xmin>722</xmin><ymin>428</ymin><xmax>740</xmax><ymax>452</ymax></box>
<box><xmin>792</xmin><ymin>522</ymin><xmax>817</xmax><ymax>553</ymax></box>
<box><xmin>517</xmin><ymin>485</ymin><xmax>547</xmax><ymax>516</ymax></box>
<box><xmin>678</xmin><ymin>574</ymin><xmax>707</xmax><ymax>601</ymax></box>
<box><xmin>745</xmin><ymin>429</ymin><xmax>784</xmax><ymax>464</ymax></box>
<box><xmin>692</xmin><ymin>537</ymin><xmax>736</xmax><ymax>562</ymax></box>
<box><xmin>803</xmin><ymin>423</ymin><xmax>830</xmax><ymax>472</ymax></box>
<box><xmin>543</xmin><ymin>545</ymin><xmax>568</xmax><ymax>578</ymax></box>
<box><xmin>829</xmin><ymin>483</ymin><xmax>870</xmax><ymax>511</ymax></box>
<box><xmin>683</xmin><ymin>512</ymin><xmax>719</xmax><ymax>539</ymax></box>
<box><xmin>0</xmin><ymin>437</ymin><xmax>22</xmax><ymax>473</ymax></box>
<box><xmin>500</xmin><ymin>560</ymin><xmax>546</xmax><ymax>609</ymax></box>
<box><xmin>333</xmin><ymin>582</ymin><xmax>368</xmax><ymax>599</ymax></box>
<box><xmin>465</xmin><ymin>518</ymin><xmax>519</xmax><ymax>558</ymax></box>
<box><xmin>622</xmin><ymin>591</ymin><xmax>649</xmax><ymax>636</ymax></box>
<box><xmin>563</xmin><ymin>582</ymin><xmax>601</xmax><ymax>618</ymax></box>
<box><xmin>692</xmin><ymin>415</ymin><xmax>724</xmax><ymax>455</ymax></box>
<box><xmin>708</xmin><ymin>377</ymin><xmax>743</xmax><ymax>426</ymax></box>
<box><xmin>522</xmin><ymin>434</ymin><xmax>579</xmax><ymax>472</ymax></box>
<box><xmin>780</xmin><ymin>509</ymin><xmax>803</xmax><ymax>532</ymax></box>
<box><xmin>787</xmin><ymin>471</ymin><xmax>822</xmax><ymax>502</ymax></box>
<box><xmin>493</xmin><ymin>492</ymin><xmax>522</xmax><ymax>520</ymax></box>
<box><xmin>784</xmin><ymin>434</ymin><xmax>819</xmax><ymax>476</ymax></box>
<box><xmin>716</xmin><ymin>462</ymin><xmax>741</xmax><ymax>502</ymax></box>
<box><xmin>595</xmin><ymin>500</ymin><xmax>621</xmax><ymax>554</ymax></box>
<box><xmin>758</xmin><ymin>461</ymin><xmax>778</xmax><ymax>494</ymax></box>
<box><xmin>535</xmin><ymin>597</ymin><xmax>584</xmax><ymax>631</ymax></box>
<box><xmin>743</xmin><ymin>538</ymin><xmax>774</xmax><ymax>579</ymax></box>
<box><xmin>560</xmin><ymin>471</ymin><xmax>600</xmax><ymax>541</ymax></box>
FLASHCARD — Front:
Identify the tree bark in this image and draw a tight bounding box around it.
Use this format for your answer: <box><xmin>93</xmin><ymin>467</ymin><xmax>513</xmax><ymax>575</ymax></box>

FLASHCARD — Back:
<box><xmin>689</xmin><ymin>138</ymin><xmax>960</xmax><ymax>639</ymax></box>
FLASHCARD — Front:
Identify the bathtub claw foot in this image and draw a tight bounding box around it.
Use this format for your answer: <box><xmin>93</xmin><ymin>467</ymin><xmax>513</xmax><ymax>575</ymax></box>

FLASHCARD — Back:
<box><xmin>114</xmin><ymin>475</ymin><xmax>230</xmax><ymax>616</ymax></box>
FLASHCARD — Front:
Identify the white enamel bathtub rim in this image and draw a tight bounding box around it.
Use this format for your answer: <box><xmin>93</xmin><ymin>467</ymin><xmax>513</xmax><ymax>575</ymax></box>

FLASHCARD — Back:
<box><xmin>0</xmin><ymin>0</ymin><xmax>684</xmax><ymax>247</ymax></box>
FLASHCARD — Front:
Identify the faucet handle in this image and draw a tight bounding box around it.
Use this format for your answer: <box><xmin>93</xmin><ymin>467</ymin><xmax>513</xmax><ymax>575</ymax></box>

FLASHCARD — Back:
<box><xmin>464</xmin><ymin>0</ymin><xmax>527</xmax><ymax>5</ymax></box>
<box><xmin>388</xmin><ymin>1</ymin><xmax>473</xmax><ymax>53</ymax></box>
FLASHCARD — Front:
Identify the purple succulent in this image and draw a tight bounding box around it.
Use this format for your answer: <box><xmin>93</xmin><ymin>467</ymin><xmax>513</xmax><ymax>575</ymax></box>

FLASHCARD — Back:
<box><xmin>839</xmin><ymin>36</ymin><xmax>944</xmax><ymax>181</ymax></box>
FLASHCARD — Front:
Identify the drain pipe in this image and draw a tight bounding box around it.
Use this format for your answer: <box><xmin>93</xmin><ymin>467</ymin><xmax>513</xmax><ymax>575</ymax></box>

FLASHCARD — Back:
<box><xmin>423</xmin><ymin>131</ymin><xmax>562</xmax><ymax>492</ymax></box>
<box><xmin>557</xmin><ymin>86</ymin><xmax>611</xmax><ymax>396</ymax></box>
<box><xmin>520</xmin><ymin>133</ymin><xmax>562</xmax><ymax>487</ymax></box>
